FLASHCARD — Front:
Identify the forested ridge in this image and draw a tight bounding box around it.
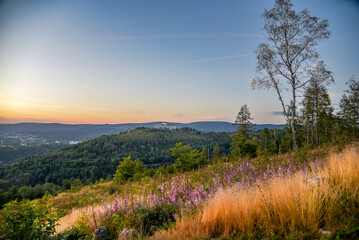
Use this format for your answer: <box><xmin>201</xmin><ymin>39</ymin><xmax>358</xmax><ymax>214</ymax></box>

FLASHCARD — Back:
<box><xmin>0</xmin><ymin>144</ymin><xmax>68</xmax><ymax>166</ymax></box>
<box><xmin>0</xmin><ymin>128</ymin><xmax>231</xmax><ymax>188</ymax></box>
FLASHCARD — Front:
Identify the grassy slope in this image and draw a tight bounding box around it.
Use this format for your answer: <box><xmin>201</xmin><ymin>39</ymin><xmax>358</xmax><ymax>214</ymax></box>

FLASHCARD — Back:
<box><xmin>24</xmin><ymin>144</ymin><xmax>358</xmax><ymax>239</ymax></box>
<box><xmin>155</xmin><ymin>146</ymin><xmax>359</xmax><ymax>239</ymax></box>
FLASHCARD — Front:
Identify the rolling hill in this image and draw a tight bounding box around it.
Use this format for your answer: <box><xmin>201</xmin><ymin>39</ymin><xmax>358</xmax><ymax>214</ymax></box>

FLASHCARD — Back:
<box><xmin>0</xmin><ymin>128</ymin><xmax>231</xmax><ymax>189</ymax></box>
<box><xmin>0</xmin><ymin>122</ymin><xmax>283</xmax><ymax>141</ymax></box>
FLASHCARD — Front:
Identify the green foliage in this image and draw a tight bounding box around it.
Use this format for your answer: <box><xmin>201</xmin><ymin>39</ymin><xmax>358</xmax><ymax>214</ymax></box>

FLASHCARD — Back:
<box><xmin>301</xmin><ymin>68</ymin><xmax>334</xmax><ymax>147</ymax></box>
<box><xmin>18</xmin><ymin>183</ymin><xmax>59</xmax><ymax>200</ymax></box>
<box><xmin>53</xmin><ymin>226</ymin><xmax>88</xmax><ymax>240</ymax></box>
<box><xmin>97</xmin><ymin>203</ymin><xmax>178</xmax><ymax>238</ymax></box>
<box><xmin>135</xmin><ymin>204</ymin><xmax>178</xmax><ymax>234</ymax></box>
<box><xmin>213</xmin><ymin>143</ymin><xmax>221</xmax><ymax>159</ymax></box>
<box><xmin>171</xmin><ymin>143</ymin><xmax>201</xmax><ymax>171</ymax></box>
<box><xmin>257</xmin><ymin>128</ymin><xmax>279</xmax><ymax>156</ymax></box>
<box><xmin>0</xmin><ymin>144</ymin><xmax>68</xmax><ymax>166</ymax></box>
<box><xmin>70</xmin><ymin>179</ymin><xmax>83</xmax><ymax>192</ymax></box>
<box><xmin>330</xmin><ymin>226</ymin><xmax>359</xmax><ymax>240</ymax></box>
<box><xmin>230</xmin><ymin>134</ymin><xmax>257</xmax><ymax>159</ymax></box>
<box><xmin>0</xmin><ymin>200</ymin><xmax>58</xmax><ymax>240</ymax></box>
<box><xmin>0</xmin><ymin>128</ymin><xmax>231</xmax><ymax>189</ymax></box>
<box><xmin>113</xmin><ymin>156</ymin><xmax>144</xmax><ymax>183</ymax></box>
<box><xmin>230</xmin><ymin>105</ymin><xmax>257</xmax><ymax>159</ymax></box>
<box><xmin>0</xmin><ymin>186</ymin><xmax>19</xmax><ymax>208</ymax></box>
<box><xmin>234</xmin><ymin>104</ymin><xmax>253</xmax><ymax>140</ymax></box>
<box><xmin>339</xmin><ymin>77</ymin><xmax>359</xmax><ymax>141</ymax></box>
<box><xmin>200</xmin><ymin>146</ymin><xmax>209</xmax><ymax>165</ymax></box>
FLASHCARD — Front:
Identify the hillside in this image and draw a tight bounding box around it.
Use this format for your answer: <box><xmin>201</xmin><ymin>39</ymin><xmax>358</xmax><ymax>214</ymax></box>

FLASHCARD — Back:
<box><xmin>0</xmin><ymin>121</ymin><xmax>283</xmax><ymax>139</ymax></box>
<box><xmin>2</xmin><ymin>145</ymin><xmax>357</xmax><ymax>240</ymax></box>
<box><xmin>0</xmin><ymin>144</ymin><xmax>68</xmax><ymax>166</ymax></box>
<box><xmin>0</xmin><ymin>122</ymin><xmax>283</xmax><ymax>167</ymax></box>
<box><xmin>0</xmin><ymin>128</ymin><xmax>231</xmax><ymax>189</ymax></box>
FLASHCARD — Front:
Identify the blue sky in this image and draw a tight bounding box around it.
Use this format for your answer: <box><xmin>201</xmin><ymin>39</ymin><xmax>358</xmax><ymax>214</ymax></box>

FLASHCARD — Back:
<box><xmin>0</xmin><ymin>0</ymin><xmax>358</xmax><ymax>124</ymax></box>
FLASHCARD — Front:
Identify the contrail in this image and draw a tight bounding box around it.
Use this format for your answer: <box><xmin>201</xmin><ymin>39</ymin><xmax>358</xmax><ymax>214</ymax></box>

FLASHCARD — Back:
<box><xmin>93</xmin><ymin>33</ymin><xmax>262</xmax><ymax>40</ymax></box>
<box><xmin>159</xmin><ymin>54</ymin><xmax>252</xmax><ymax>68</ymax></box>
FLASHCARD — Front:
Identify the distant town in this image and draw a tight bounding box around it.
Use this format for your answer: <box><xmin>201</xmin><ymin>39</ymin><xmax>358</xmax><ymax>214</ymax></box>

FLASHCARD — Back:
<box><xmin>0</xmin><ymin>133</ymin><xmax>81</xmax><ymax>148</ymax></box>
<box><xmin>0</xmin><ymin>124</ymin><xmax>178</xmax><ymax>148</ymax></box>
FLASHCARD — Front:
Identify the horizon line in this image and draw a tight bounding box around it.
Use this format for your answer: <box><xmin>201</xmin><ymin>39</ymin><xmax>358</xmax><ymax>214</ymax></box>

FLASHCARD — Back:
<box><xmin>0</xmin><ymin>121</ymin><xmax>286</xmax><ymax>125</ymax></box>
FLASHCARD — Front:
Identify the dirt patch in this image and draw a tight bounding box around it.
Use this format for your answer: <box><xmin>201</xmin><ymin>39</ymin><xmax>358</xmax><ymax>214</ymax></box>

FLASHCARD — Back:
<box><xmin>56</xmin><ymin>204</ymin><xmax>102</xmax><ymax>233</ymax></box>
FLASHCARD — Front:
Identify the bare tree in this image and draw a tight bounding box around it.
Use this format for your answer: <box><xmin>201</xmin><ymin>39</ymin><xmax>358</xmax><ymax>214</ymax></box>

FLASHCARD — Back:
<box><xmin>251</xmin><ymin>0</ymin><xmax>331</xmax><ymax>149</ymax></box>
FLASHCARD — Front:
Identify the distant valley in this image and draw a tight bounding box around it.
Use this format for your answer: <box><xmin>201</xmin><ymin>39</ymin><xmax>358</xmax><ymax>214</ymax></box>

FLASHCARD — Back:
<box><xmin>0</xmin><ymin>122</ymin><xmax>283</xmax><ymax>166</ymax></box>
<box><xmin>0</xmin><ymin>121</ymin><xmax>283</xmax><ymax>144</ymax></box>
<box><xmin>0</xmin><ymin>128</ymin><xmax>233</xmax><ymax>189</ymax></box>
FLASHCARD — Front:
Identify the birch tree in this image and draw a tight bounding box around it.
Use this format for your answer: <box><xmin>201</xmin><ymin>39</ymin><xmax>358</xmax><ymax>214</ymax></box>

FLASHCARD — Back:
<box><xmin>252</xmin><ymin>0</ymin><xmax>331</xmax><ymax>149</ymax></box>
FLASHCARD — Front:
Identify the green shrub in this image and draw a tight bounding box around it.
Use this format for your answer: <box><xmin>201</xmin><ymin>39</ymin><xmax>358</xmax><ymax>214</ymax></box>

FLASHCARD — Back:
<box><xmin>134</xmin><ymin>204</ymin><xmax>178</xmax><ymax>234</ymax></box>
<box><xmin>113</xmin><ymin>156</ymin><xmax>144</xmax><ymax>183</ymax></box>
<box><xmin>330</xmin><ymin>226</ymin><xmax>359</xmax><ymax>240</ymax></box>
<box><xmin>54</xmin><ymin>226</ymin><xmax>89</xmax><ymax>240</ymax></box>
<box><xmin>0</xmin><ymin>200</ymin><xmax>58</xmax><ymax>240</ymax></box>
<box><xmin>171</xmin><ymin>143</ymin><xmax>201</xmax><ymax>171</ymax></box>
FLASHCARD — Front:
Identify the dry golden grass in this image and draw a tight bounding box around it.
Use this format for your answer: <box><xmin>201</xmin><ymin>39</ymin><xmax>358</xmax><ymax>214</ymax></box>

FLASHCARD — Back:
<box><xmin>153</xmin><ymin>146</ymin><xmax>359</xmax><ymax>239</ymax></box>
<box><xmin>327</xmin><ymin>146</ymin><xmax>359</xmax><ymax>191</ymax></box>
<box><xmin>55</xmin><ymin>204</ymin><xmax>102</xmax><ymax>233</ymax></box>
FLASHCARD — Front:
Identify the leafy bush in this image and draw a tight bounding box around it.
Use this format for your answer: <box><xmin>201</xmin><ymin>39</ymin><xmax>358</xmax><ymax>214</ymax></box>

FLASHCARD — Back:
<box><xmin>54</xmin><ymin>226</ymin><xmax>88</xmax><ymax>240</ymax></box>
<box><xmin>0</xmin><ymin>200</ymin><xmax>58</xmax><ymax>240</ymax></box>
<box><xmin>97</xmin><ymin>201</ymin><xmax>178</xmax><ymax>237</ymax></box>
<box><xmin>134</xmin><ymin>204</ymin><xmax>178</xmax><ymax>234</ymax></box>
<box><xmin>113</xmin><ymin>156</ymin><xmax>144</xmax><ymax>183</ymax></box>
<box><xmin>171</xmin><ymin>142</ymin><xmax>201</xmax><ymax>171</ymax></box>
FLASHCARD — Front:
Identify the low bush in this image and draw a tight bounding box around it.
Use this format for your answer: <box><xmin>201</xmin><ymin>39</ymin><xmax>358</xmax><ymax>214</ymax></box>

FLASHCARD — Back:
<box><xmin>0</xmin><ymin>200</ymin><xmax>58</xmax><ymax>240</ymax></box>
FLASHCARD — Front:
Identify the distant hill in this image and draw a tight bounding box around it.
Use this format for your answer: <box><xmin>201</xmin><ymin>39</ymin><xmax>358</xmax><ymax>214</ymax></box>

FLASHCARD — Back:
<box><xmin>0</xmin><ymin>128</ymin><xmax>231</xmax><ymax>189</ymax></box>
<box><xmin>0</xmin><ymin>122</ymin><xmax>283</xmax><ymax>140</ymax></box>
<box><xmin>0</xmin><ymin>122</ymin><xmax>283</xmax><ymax>168</ymax></box>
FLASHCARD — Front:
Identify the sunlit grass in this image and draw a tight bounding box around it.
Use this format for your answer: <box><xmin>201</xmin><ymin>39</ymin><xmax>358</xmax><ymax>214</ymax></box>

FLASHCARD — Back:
<box><xmin>154</xmin><ymin>146</ymin><xmax>359</xmax><ymax>239</ymax></box>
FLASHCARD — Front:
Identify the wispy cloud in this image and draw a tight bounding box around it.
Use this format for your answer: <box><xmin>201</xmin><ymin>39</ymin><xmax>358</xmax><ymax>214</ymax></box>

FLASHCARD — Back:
<box><xmin>159</xmin><ymin>54</ymin><xmax>251</xmax><ymax>68</ymax></box>
<box><xmin>333</xmin><ymin>74</ymin><xmax>359</xmax><ymax>82</ymax></box>
<box><xmin>329</xmin><ymin>92</ymin><xmax>342</xmax><ymax>99</ymax></box>
<box><xmin>92</xmin><ymin>33</ymin><xmax>263</xmax><ymax>40</ymax></box>
<box><xmin>270</xmin><ymin>111</ymin><xmax>284</xmax><ymax>116</ymax></box>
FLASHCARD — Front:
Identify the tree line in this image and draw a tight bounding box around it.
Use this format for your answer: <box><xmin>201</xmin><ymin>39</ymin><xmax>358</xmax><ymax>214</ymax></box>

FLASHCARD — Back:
<box><xmin>251</xmin><ymin>0</ymin><xmax>358</xmax><ymax>150</ymax></box>
<box><xmin>0</xmin><ymin>128</ymin><xmax>231</xmax><ymax>190</ymax></box>
<box><xmin>231</xmin><ymin>75</ymin><xmax>358</xmax><ymax>160</ymax></box>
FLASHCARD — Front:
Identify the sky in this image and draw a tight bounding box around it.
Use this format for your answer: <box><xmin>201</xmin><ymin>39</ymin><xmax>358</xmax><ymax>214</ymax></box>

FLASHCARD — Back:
<box><xmin>0</xmin><ymin>0</ymin><xmax>358</xmax><ymax>124</ymax></box>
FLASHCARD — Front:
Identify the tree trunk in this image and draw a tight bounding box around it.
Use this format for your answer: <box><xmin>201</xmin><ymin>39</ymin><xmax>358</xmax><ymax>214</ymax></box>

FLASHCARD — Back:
<box><xmin>315</xmin><ymin>126</ymin><xmax>318</xmax><ymax>146</ymax></box>
<box><xmin>292</xmin><ymin>85</ymin><xmax>299</xmax><ymax>150</ymax></box>
<box><xmin>291</xmin><ymin>118</ymin><xmax>298</xmax><ymax>150</ymax></box>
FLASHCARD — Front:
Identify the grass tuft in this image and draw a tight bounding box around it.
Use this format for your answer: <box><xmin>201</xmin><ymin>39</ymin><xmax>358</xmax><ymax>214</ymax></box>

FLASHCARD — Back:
<box><xmin>153</xmin><ymin>146</ymin><xmax>359</xmax><ymax>239</ymax></box>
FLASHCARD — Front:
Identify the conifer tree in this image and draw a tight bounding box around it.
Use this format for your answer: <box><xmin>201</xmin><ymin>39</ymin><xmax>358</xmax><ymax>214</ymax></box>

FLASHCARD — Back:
<box><xmin>213</xmin><ymin>144</ymin><xmax>221</xmax><ymax>159</ymax></box>
<box><xmin>200</xmin><ymin>146</ymin><xmax>209</xmax><ymax>165</ymax></box>
<box><xmin>301</xmin><ymin>62</ymin><xmax>334</xmax><ymax>146</ymax></box>
<box><xmin>231</xmin><ymin>105</ymin><xmax>257</xmax><ymax>159</ymax></box>
<box><xmin>234</xmin><ymin>104</ymin><xmax>253</xmax><ymax>140</ymax></box>
<box><xmin>339</xmin><ymin>77</ymin><xmax>359</xmax><ymax>140</ymax></box>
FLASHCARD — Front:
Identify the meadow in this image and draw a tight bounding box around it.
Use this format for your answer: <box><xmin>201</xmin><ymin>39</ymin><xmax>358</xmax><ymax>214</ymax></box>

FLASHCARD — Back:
<box><xmin>7</xmin><ymin>144</ymin><xmax>354</xmax><ymax>239</ymax></box>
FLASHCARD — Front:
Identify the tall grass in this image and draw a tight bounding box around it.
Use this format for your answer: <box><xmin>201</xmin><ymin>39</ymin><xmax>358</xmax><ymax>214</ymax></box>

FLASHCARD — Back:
<box><xmin>154</xmin><ymin>146</ymin><xmax>359</xmax><ymax>239</ymax></box>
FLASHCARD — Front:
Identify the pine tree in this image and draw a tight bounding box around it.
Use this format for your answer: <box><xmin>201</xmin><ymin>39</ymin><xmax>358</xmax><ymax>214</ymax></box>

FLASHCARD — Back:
<box><xmin>213</xmin><ymin>144</ymin><xmax>221</xmax><ymax>160</ymax></box>
<box><xmin>234</xmin><ymin>104</ymin><xmax>253</xmax><ymax>140</ymax></box>
<box><xmin>231</xmin><ymin>105</ymin><xmax>257</xmax><ymax>159</ymax></box>
<box><xmin>339</xmin><ymin>77</ymin><xmax>359</xmax><ymax>140</ymax></box>
<box><xmin>301</xmin><ymin>64</ymin><xmax>334</xmax><ymax>146</ymax></box>
<box><xmin>259</xmin><ymin>128</ymin><xmax>272</xmax><ymax>154</ymax></box>
<box><xmin>200</xmin><ymin>146</ymin><xmax>209</xmax><ymax>165</ymax></box>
